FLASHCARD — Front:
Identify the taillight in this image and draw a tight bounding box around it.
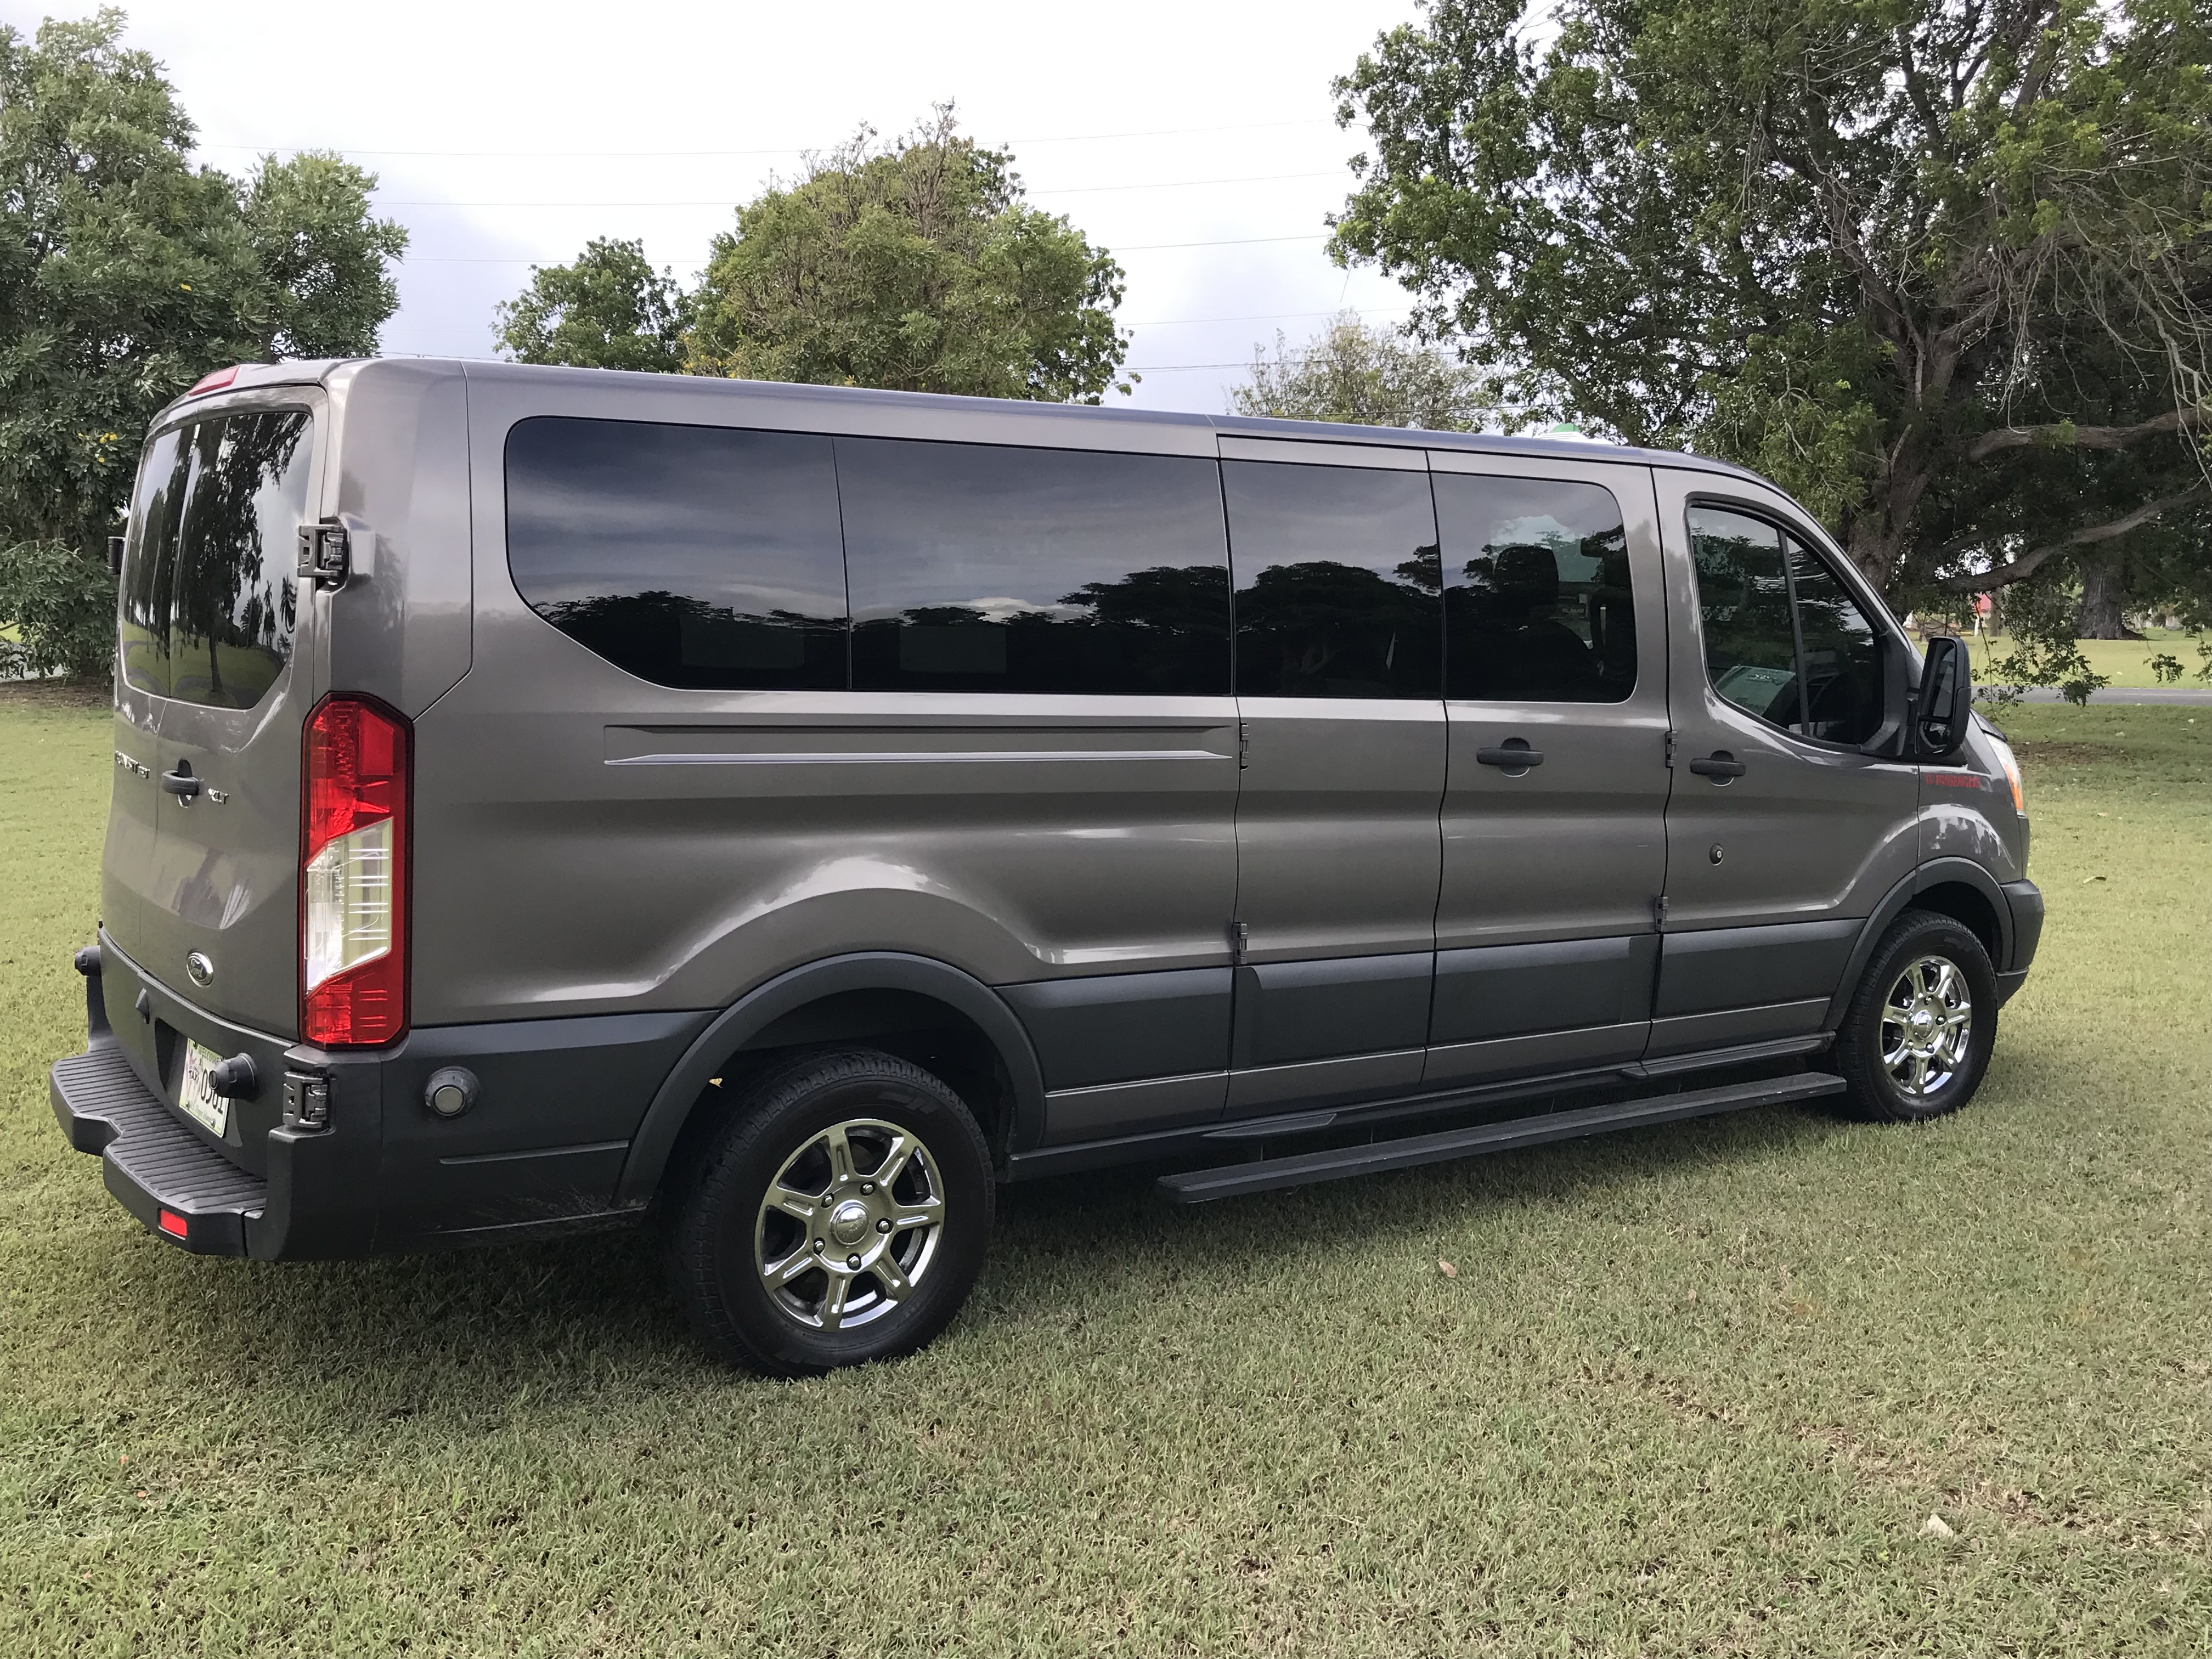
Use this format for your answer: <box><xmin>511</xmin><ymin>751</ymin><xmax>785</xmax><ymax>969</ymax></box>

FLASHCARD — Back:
<box><xmin>300</xmin><ymin>695</ymin><xmax>410</xmax><ymax>1046</ymax></box>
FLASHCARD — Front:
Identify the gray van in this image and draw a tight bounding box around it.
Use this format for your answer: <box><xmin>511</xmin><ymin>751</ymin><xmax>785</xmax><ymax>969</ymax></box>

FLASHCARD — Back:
<box><xmin>51</xmin><ymin>358</ymin><xmax>2042</xmax><ymax>1375</ymax></box>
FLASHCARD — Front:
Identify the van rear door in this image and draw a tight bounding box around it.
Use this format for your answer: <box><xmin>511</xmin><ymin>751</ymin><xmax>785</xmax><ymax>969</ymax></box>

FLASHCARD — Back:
<box><xmin>122</xmin><ymin>398</ymin><xmax>323</xmax><ymax>1036</ymax></box>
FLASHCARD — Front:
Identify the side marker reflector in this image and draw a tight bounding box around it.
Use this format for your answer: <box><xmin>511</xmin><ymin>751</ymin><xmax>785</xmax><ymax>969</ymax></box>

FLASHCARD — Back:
<box><xmin>157</xmin><ymin>1209</ymin><xmax>189</xmax><ymax>1240</ymax></box>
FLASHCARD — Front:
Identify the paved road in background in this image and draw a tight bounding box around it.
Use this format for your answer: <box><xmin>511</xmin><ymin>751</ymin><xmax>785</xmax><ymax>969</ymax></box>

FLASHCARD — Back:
<box><xmin>2000</xmin><ymin>687</ymin><xmax>2212</xmax><ymax>705</ymax></box>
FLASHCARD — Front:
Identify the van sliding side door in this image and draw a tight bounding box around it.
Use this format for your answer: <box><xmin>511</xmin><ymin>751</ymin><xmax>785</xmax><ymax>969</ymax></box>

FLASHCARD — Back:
<box><xmin>1220</xmin><ymin>438</ymin><xmax>1446</xmax><ymax>1118</ymax></box>
<box><xmin>1424</xmin><ymin>453</ymin><xmax>1672</xmax><ymax>1088</ymax></box>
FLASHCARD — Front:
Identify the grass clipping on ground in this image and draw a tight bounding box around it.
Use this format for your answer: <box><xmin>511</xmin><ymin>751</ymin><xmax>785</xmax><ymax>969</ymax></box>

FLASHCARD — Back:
<box><xmin>0</xmin><ymin>699</ymin><xmax>2207</xmax><ymax>1656</ymax></box>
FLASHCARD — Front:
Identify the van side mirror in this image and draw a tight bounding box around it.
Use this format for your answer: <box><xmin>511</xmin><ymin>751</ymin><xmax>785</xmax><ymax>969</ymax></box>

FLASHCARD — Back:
<box><xmin>1912</xmin><ymin>635</ymin><xmax>1973</xmax><ymax>759</ymax></box>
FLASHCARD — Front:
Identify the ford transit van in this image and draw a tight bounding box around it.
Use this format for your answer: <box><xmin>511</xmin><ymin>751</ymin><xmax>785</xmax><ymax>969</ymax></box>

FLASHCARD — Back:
<box><xmin>52</xmin><ymin>358</ymin><xmax>2043</xmax><ymax>1374</ymax></box>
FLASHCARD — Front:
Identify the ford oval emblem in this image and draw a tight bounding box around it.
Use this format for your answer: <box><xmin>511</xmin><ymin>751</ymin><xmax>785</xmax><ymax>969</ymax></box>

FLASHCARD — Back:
<box><xmin>185</xmin><ymin>951</ymin><xmax>214</xmax><ymax>986</ymax></box>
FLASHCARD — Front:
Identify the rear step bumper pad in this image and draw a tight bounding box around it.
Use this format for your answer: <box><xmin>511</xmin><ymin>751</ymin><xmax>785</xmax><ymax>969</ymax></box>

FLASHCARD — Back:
<box><xmin>1158</xmin><ymin>1071</ymin><xmax>1846</xmax><ymax>1203</ymax></box>
<box><xmin>52</xmin><ymin>1042</ymin><xmax>266</xmax><ymax>1255</ymax></box>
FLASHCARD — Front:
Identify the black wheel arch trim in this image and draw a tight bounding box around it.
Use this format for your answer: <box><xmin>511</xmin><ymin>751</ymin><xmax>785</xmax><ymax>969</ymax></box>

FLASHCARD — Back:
<box><xmin>613</xmin><ymin>952</ymin><xmax>1049</xmax><ymax>1206</ymax></box>
<box><xmin>1820</xmin><ymin>858</ymin><xmax>2015</xmax><ymax>1032</ymax></box>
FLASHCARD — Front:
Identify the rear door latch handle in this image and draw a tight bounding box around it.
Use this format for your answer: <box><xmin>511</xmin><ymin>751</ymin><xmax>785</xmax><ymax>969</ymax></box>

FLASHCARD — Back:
<box><xmin>1688</xmin><ymin>751</ymin><xmax>1747</xmax><ymax>780</ymax></box>
<box><xmin>159</xmin><ymin>761</ymin><xmax>202</xmax><ymax>799</ymax></box>
<box><xmin>1475</xmin><ymin>740</ymin><xmax>1544</xmax><ymax>772</ymax></box>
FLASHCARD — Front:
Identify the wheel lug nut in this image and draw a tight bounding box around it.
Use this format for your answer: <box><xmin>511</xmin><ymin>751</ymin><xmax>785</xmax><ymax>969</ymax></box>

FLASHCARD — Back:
<box><xmin>812</xmin><ymin>1239</ymin><xmax>824</xmax><ymax>1253</ymax></box>
<box><xmin>861</xmin><ymin>1182</ymin><xmax>874</xmax><ymax>1194</ymax></box>
<box><xmin>847</xmin><ymin>1254</ymin><xmax>861</xmax><ymax>1269</ymax></box>
<box><xmin>876</xmin><ymin>1218</ymin><xmax>891</xmax><ymax>1233</ymax></box>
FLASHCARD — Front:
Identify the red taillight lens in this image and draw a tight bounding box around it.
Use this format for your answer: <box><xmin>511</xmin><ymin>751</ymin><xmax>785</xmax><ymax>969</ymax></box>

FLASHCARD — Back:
<box><xmin>300</xmin><ymin>695</ymin><xmax>410</xmax><ymax>1047</ymax></box>
<box><xmin>186</xmin><ymin>365</ymin><xmax>239</xmax><ymax>397</ymax></box>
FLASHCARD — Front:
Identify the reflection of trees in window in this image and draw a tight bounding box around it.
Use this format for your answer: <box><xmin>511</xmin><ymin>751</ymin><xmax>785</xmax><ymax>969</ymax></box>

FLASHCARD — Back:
<box><xmin>855</xmin><ymin>563</ymin><xmax>1232</xmax><ymax>693</ymax></box>
<box><xmin>1449</xmin><ymin>523</ymin><xmax>1633</xmax><ymax>701</ymax></box>
<box><xmin>168</xmin><ymin>413</ymin><xmax>308</xmax><ymax>707</ymax></box>
<box><xmin>1689</xmin><ymin>514</ymin><xmax>1802</xmax><ymax>729</ymax></box>
<box><xmin>540</xmin><ymin>590</ymin><xmax>844</xmax><ymax>689</ymax></box>
<box><xmin>120</xmin><ymin>429</ymin><xmax>186</xmax><ymax>696</ymax></box>
<box><xmin>1235</xmin><ymin>558</ymin><xmax>1441</xmax><ymax>698</ymax></box>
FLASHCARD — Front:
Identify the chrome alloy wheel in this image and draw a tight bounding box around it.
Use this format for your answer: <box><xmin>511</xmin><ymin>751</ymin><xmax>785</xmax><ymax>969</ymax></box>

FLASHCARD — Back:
<box><xmin>754</xmin><ymin>1118</ymin><xmax>945</xmax><ymax>1331</ymax></box>
<box><xmin>1879</xmin><ymin>954</ymin><xmax>1974</xmax><ymax>1099</ymax></box>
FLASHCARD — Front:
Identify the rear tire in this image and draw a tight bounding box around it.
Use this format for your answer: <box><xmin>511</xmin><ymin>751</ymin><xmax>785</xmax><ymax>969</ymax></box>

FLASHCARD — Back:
<box><xmin>661</xmin><ymin>1047</ymin><xmax>994</xmax><ymax>1376</ymax></box>
<box><xmin>1831</xmin><ymin>910</ymin><xmax>1997</xmax><ymax>1122</ymax></box>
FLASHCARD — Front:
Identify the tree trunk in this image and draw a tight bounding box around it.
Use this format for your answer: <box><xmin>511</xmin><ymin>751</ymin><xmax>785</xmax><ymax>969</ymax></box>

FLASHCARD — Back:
<box><xmin>2074</xmin><ymin>556</ymin><xmax>2141</xmax><ymax>639</ymax></box>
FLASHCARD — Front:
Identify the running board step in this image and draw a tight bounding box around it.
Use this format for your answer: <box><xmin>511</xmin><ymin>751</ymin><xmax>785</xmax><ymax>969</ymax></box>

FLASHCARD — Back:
<box><xmin>1155</xmin><ymin>1071</ymin><xmax>1846</xmax><ymax>1204</ymax></box>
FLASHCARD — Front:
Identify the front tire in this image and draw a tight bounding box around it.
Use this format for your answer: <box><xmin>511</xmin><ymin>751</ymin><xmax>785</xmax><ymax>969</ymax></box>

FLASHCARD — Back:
<box><xmin>661</xmin><ymin>1047</ymin><xmax>995</xmax><ymax>1376</ymax></box>
<box><xmin>1832</xmin><ymin>910</ymin><xmax>1997</xmax><ymax>1122</ymax></box>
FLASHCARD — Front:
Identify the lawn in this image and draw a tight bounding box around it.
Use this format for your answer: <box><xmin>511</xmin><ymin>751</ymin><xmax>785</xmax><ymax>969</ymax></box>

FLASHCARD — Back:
<box><xmin>1965</xmin><ymin>628</ymin><xmax>2209</xmax><ymax>690</ymax></box>
<box><xmin>1</xmin><ymin>689</ymin><xmax>2207</xmax><ymax>1657</ymax></box>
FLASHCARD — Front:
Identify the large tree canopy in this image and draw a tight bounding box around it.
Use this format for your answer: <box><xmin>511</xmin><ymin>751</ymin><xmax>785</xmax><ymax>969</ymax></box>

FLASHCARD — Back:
<box><xmin>686</xmin><ymin>109</ymin><xmax>1131</xmax><ymax>403</ymax></box>
<box><xmin>0</xmin><ymin>8</ymin><xmax>406</xmax><ymax>556</ymax></box>
<box><xmin>1230</xmin><ymin>311</ymin><xmax>1491</xmax><ymax>430</ymax></box>
<box><xmin>494</xmin><ymin>237</ymin><xmax>692</xmax><ymax>373</ymax></box>
<box><xmin>1331</xmin><ymin>0</ymin><xmax>2212</xmax><ymax>617</ymax></box>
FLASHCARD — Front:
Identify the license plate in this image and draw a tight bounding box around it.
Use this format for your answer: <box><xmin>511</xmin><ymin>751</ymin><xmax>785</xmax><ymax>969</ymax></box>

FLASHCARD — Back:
<box><xmin>177</xmin><ymin>1041</ymin><xmax>229</xmax><ymax>1137</ymax></box>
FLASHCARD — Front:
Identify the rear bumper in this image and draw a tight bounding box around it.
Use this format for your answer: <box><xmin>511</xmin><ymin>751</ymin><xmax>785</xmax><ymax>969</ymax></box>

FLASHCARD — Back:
<box><xmin>53</xmin><ymin>1041</ymin><xmax>269</xmax><ymax>1256</ymax></box>
<box><xmin>53</xmin><ymin>935</ymin><xmax>710</xmax><ymax>1260</ymax></box>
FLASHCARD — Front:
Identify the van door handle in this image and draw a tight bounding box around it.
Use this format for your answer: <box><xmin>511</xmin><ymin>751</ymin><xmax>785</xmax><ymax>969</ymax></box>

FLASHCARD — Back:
<box><xmin>1688</xmin><ymin>751</ymin><xmax>1746</xmax><ymax>779</ymax></box>
<box><xmin>160</xmin><ymin>763</ymin><xmax>202</xmax><ymax>798</ymax></box>
<box><xmin>1475</xmin><ymin>741</ymin><xmax>1544</xmax><ymax>771</ymax></box>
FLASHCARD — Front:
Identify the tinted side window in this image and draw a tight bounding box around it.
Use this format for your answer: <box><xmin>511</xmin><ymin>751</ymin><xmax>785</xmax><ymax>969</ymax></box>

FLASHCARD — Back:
<box><xmin>1435</xmin><ymin>473</ymin><xmax>1634</xmax><ymax>702</ymax></box>
<box><xmin>505</xmin><ymin>418</ymin><xmax>847</xmax><ymax>690</ymax></box>
<box><xmin>167</xmin><ymin>412</ymin><xmax>311</xmax><ymax>708</ymax></box>
<box><xmin>1788</xmin><ymin>538</ymin><xmax>1883</xmax><ymax>745</ymax></box>
<box><xmin>1688</xmin><ymin>506</ymin><xmax>1800</xmax><ymax>730</ymax></box>
<box><xmin>839</xmin><ymin>438</ymin><xmax>1230</xmax><ymax>695</ymax></box>
<box><xmin>1222</xmin><ymin>461</ymin><xmax>1440</xmax><ymax>699</ymax></box>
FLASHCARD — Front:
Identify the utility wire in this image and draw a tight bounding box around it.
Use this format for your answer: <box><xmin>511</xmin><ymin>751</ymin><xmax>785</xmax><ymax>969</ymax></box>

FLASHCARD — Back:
<box><xmin>194</xmin><ymin>116</ymin><xmax>1339</xmax><ymax>160</ymax></box>
<box><xmin>375</xmin><ymin>169</ymin><xmax>1348</xmax><ymax>208</ymax></box>
<box><xmin>399</xmin><ymin>232</ymin><xmax>1331</xmax><ymax>264</ymax></box>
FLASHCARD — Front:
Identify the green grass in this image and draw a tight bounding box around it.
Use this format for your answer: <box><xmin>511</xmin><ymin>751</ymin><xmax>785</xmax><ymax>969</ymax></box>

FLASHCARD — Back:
<box><xmin>2</xmin><ymin>691</ymin><xmax>2208</xmax><ymax>1656</ymax></box>
<box><xmin>1967</xmin><ymin>628</ymin><xmax>2209</xmax><ymax>690</ymax></box>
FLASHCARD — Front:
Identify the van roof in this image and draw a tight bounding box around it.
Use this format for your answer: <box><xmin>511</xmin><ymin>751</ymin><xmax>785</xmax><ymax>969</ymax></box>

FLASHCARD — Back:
<box><xmin>163</xmin><ymin>356</ymin><xmax>1768</xmax><ymax>485</ymax></box>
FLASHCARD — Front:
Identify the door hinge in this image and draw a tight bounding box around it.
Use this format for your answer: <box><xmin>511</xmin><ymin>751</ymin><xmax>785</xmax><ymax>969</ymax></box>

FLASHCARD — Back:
<box><xmin>1229</xmin><ymin>919</ymin><xmax>1249</xmax><ymax>964</ymax></box>
<box><xmin>1664</xmin><ymin>730</ymin><xmax>1678</xmax><ymax>769</ymax></box>
<box><xmin>1237</xmin><ymin>721</ymin><xmax>1251</xmax><ymax>770</ymax></box>
<box><xmin>1651</xmin><ymin>894</ymin><xmax>1669</xmax><ymax>928</ymax></box>
<box><xmin>296</xmin><ymin>518</ymin><xmax>350</xmax><ymax>589</ymax></box>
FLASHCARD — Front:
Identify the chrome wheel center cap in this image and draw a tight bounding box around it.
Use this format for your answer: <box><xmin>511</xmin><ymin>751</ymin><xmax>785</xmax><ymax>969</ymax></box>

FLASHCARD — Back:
<box><xmin>829</xmin><ymin>1200</ymin><xmax>872</xmax><ymax>1248</ymax></box>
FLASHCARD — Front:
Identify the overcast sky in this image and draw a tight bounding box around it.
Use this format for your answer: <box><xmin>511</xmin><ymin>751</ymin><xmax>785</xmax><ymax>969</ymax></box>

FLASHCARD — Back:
<box><xmin>71</xmin><ymin>0</ymin><xmax>1433</xmax><ymax>416</ymax></box>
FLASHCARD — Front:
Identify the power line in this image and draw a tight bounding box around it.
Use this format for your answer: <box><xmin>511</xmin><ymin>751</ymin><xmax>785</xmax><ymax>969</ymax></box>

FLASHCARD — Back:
<box><xmin>374</xmin><ymin>169</ymin><xmax>1348</xmax><ymax>209</ymax></box>
<box><xmin>193</xmin><ymin>116</ymin><xmax>1339</xmax><ymax>161</ymax></box>
<box><xmin>399</xmin><ymin>232</ymin><xmax>1331</xmax><ymax>264</ymax></box>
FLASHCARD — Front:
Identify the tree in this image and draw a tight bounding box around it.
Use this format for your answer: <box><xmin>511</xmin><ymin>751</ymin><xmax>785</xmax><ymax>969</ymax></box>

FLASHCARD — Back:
<box><xmin>0</xmin><ymin>9</ymin><xmax>403</xmax><ymax>679</ymax></box>
<box><xmin>1229</xmin><ymin>311</ymin><xmax>1492</xmax><ymax>430</ymax></box>
<box><xmin>494</xmin><ymin>237</ymin><xmax>692</xmax><ymax>371</ymax></box>
<box><xmin>687</xmin><ymin>108</ymin><xmax>1131</xmax><ymax>402</ymax></box>
<box><xmin>1329</xmin><ymin>0</ymin><xmax>2212</xmax><ymax>612</ymax></box>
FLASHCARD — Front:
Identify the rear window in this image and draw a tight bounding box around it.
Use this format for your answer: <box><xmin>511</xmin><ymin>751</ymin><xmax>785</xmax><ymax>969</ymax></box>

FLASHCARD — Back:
<box><xmin>504</xmin><ymin>418</ymin><xmax>848</xmax><ymax>691</ymax></box>
<box><xmin>121</xmin><ymin>410</ymin><xmax>312</xmax><ymax>706</ymax></box>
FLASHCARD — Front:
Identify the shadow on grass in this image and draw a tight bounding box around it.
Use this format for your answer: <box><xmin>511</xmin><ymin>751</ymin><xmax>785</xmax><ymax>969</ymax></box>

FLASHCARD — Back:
<box><xmin>77</xmin><ymin>1095</ymin><xmax>1852</xmax><ymax>1415</ymax></box>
